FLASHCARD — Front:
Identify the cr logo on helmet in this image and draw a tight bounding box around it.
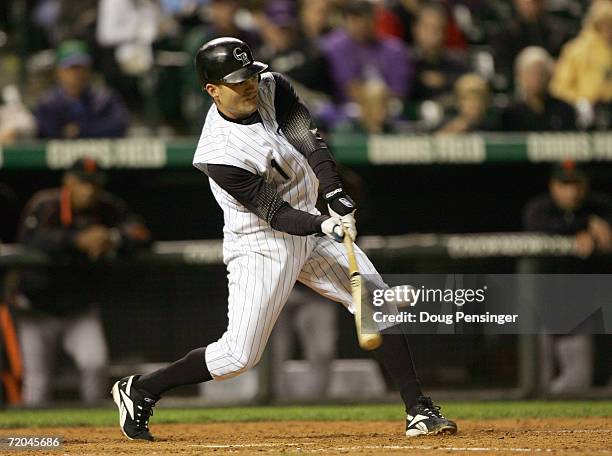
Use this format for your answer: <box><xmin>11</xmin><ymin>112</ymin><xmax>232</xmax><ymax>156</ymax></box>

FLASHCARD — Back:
<box><xmin>233</xmin><ymin>48</ymin><xmax>251</xmax><ymax>67</ymax></box>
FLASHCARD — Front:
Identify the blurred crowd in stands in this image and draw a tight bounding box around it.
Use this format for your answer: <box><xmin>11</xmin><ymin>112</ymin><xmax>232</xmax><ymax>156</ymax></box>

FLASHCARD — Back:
<box><xmin>0</xmin><ymin>0</ymin><xmax>610</xmax><ymax>141</ymax></box>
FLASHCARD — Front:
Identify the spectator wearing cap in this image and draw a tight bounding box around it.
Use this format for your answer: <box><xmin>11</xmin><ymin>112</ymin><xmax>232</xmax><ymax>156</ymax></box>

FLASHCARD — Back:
<box><xmin>35</xmin><ymin>40</ymin><xmax>129</xmax><ymax>139</ymax></box>
<box><xmin>321</xmin><ymin>0</ymin><xmax>413</xmax><ymax>103</ymax></box>
<box><xmin>8</xmin><ymin>158</ymin><xmax>151</xmax><ymax>405</ymax></box>
<box><xmin>501</xmin><ymin>46</ymin><xmax>576</xmax><ymax>132</ymax></box>
<box><xmin>255</xmin><ymin>0</ymin><xmax>333</xmax><ymax>97</ymax></box>
<box><xmin>523</xmin><ymin>161</ymin><xmax>612</xmax><ymax>393</ymax></box>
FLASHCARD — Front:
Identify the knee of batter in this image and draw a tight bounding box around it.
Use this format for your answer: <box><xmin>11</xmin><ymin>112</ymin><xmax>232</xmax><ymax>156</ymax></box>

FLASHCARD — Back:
<box><xmin>205</xmin><ymin>338</ymin><xmax>264</xmax><ymax>380</ymax></box>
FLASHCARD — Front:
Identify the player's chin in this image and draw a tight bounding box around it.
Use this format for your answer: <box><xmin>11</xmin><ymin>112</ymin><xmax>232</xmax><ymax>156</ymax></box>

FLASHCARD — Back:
<box><xmin>245</xmin><ymin>92</ymin><xmax>258</xmax><ymax>104</ymax></box>
<box><xmin>241</xmin><ymin>100</ymin><xmax>258</xmax><ymax>114</ymax></box>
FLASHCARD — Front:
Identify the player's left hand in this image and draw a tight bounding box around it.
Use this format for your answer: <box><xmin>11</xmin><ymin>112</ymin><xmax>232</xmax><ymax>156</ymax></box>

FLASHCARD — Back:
<box><xmin>334</xmin><ymin>212</ymin><xmax>356</xmax><ymax>241</ymax></box>
<box><xmin>588</xmin><ymin>215</ymin><xmax>612</xmax><ymax>252</ymax></box>
<box><xmin>325</xmin><ymin>188</ymin><xmax>357</xmax><ymax>241</ymax></box>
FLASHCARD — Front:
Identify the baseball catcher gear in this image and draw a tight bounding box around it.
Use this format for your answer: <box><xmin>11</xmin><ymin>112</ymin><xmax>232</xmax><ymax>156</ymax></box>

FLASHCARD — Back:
<box><xmin>195</xmin><ymin>37</ymin><xmax>268</xmax><ymax>87</ymax></box>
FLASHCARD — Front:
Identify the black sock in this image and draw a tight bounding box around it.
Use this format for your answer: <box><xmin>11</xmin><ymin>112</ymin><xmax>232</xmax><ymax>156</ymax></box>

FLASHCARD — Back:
<box><xmin>134</xmin><ymin>347</ymin><xmax>212</xmax><ymax>397</ymax></box>
<box><xmin>373</xmin><ymin>333</ymin><xmax>422</xmax><ymax>412</ymax></box>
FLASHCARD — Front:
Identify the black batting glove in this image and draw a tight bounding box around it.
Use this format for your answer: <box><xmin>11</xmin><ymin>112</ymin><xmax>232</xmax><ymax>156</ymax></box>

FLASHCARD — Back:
<box><xmin>324</xmin><ymin>188</ymin><xmax>357</xmax><ymax>241</ymax></box>
<box><xmin>324</xmin><ymin>188</ymin><xmax>356</xmax><ymax>216</ymax></box>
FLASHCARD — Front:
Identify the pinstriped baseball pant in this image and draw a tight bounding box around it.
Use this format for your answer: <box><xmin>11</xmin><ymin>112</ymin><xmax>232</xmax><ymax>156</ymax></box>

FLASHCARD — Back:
<box><xmin>205</xmin><ymin>232</ymin><xmax>386</xmax><ymax>379</ymax></box>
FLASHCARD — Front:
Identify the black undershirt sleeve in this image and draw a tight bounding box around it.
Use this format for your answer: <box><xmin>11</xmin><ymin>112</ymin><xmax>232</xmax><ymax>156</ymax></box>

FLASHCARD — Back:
<box><xmin>272</xmin><ymin>72</ymin><xmax>342</xmax><ymax>195</ymax></box>
<box><xmin>207</xmin><ymin>164</ymin><xmax>327</xmax><ymax>236</ymax></box>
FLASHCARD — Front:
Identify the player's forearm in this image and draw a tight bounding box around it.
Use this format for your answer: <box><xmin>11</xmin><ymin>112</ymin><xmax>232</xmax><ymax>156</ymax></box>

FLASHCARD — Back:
<box><xmin>208</xmin><ymin>164</ymin><xmax>328</xmax><ymax>235</ymax></box>
<box><xmin>270</xmin><ymin>204</ymin><xmax>328</xmax><ymax>235</ymax></box>
<box><xmin>307</xmin><ymin>148</ymin><xmax>342</xmax><ymax>195</ymax></box>
<box><xmin>272</xmin><ymin>72</ymin><xmax>343</xmax><ymax>194</ymax></box>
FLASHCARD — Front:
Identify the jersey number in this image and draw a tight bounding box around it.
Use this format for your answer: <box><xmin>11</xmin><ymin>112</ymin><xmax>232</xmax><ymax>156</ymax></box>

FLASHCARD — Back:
<box><xmin>271</xmin><ymin>159</ymin><xmax>290</xmax><ymax>181</ymax></box>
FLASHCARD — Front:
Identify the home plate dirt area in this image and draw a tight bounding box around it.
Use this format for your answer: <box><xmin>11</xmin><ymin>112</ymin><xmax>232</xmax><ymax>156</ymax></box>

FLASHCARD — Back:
<box><xmin>7</xmin><ymin>418</ymin><xmax>611</xmax><ymax>455</ymax></box>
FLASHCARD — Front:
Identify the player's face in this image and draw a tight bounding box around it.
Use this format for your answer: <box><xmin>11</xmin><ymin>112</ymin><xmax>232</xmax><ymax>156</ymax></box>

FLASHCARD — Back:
<box><xmin>57</xmin><ymin>64</ymin><xmax>91</xmax><ymax>98</ymax></box>
<box><xmin>64</xmin><ymin>174</ymin><xmax>101</xmax><ymax>211</ymax></box>
<box><xmin>207</xmin><ymin>75</ymin><xmax>259</xmax><ymax>119</ymax></box>
<box><xmin>550</xmin><ymin>179</ymin><xmax>588</xmax><ymax>212</ymax></box>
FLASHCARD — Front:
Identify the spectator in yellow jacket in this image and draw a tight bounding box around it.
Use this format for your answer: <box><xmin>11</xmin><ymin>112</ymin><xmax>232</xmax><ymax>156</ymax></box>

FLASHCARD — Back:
<box><xmin>550</xmin><ymin>0</ymin><xmax>612</xmax><ymax>105</ymax></box>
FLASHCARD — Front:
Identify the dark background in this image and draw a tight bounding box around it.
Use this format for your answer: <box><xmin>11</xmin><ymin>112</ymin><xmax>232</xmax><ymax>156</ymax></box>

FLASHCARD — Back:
<box><xmin>4</xmin><ymin>163</ymin><xmax>612</xmax><ymax>242</ymax></box>
<box><xmin>2</xmin><ymin>163</ymin><xmax>612</xmax><ymax>389</ymax></box>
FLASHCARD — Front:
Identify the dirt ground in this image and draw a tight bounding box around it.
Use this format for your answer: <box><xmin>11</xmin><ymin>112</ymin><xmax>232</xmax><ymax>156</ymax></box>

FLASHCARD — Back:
<box><xmin>3</xmin><ymin>418</ymin><xmax>611</xmax><ymax>455</ymax></box>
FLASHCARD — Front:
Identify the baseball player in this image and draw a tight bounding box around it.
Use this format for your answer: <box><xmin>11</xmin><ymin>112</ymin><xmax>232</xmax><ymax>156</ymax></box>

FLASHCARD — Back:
<box><xmin>112</xmin><ymin>37</ymin><xmax>457</xmax><ymax>441</ymax></box>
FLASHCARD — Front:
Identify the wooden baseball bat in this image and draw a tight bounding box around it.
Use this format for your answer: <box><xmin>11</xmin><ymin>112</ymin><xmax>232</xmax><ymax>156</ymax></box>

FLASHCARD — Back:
<box><xmin>344</xmin><ymin>236</ymin><xmax>383</xmax><ymax>351</ymax></box>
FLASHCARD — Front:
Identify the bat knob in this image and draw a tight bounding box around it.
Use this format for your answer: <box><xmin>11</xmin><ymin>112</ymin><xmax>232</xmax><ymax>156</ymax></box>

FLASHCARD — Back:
<box><xmin>359</xmin><ymin>334</ymin><xmax>383</xmax><ymax>351</ymax></box>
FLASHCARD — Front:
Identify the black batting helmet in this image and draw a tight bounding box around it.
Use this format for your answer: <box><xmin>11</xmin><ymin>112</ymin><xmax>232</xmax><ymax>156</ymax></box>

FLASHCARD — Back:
<box><xmin>195</xmin><ymin>37</ymin><xmax>268</xmax><ymax>87</ymax></box>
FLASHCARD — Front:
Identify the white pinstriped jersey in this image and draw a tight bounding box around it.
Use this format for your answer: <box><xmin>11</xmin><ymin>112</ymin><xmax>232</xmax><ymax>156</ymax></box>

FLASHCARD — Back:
<box><xmin>190</xmin><ymin>72</ymin><xmax>389</xmax><ymax>380</ymax></box>
<box><xmin>193</xmin><ymin>72</ymin><xmax>320</xmax><ymax>237</ymax></box>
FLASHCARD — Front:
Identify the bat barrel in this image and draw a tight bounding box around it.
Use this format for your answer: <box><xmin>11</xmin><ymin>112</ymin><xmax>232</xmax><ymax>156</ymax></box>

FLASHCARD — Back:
<box><xmin>344</xmin><ymin>236</ymin><xmax>383</xmax><ymax>351</ymax></box>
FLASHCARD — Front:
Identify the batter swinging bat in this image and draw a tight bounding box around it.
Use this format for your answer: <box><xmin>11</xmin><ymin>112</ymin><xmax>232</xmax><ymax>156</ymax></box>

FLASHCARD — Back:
<box><xmin>344</xmin><ymin>236</ymin><xmax>383</xmax><ymax>351</ymax></box>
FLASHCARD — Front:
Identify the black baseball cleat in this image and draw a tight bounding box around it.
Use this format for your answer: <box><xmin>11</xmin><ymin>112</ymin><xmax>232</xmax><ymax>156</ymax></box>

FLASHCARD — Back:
<box><xmin>111</xmin><ymin>375</ymin><xmax>159</xmax><ymax>441</ymax></box>
<box><xmin>405</xmin><ymin>396</ymin><xmax>458</xmax><ymax>437</ymax></box>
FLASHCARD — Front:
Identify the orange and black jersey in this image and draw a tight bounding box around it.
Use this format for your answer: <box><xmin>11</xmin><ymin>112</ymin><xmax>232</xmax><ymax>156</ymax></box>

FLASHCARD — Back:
<box><xmin>18</xmin><ymin>188</ymin><xmax>150</xmax><ymax>257</ymax></box>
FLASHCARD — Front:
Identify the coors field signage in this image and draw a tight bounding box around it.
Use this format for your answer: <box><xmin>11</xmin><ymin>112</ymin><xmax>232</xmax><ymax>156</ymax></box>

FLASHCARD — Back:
<box><xmin>362</xmin><ymin>274</ymin><xmax>612</xmax><ymax>335</ymax></box>
<box><xmin>368</xmin><ymin>134</ymin><xmax>486</xmax><ymax>164</ymax></box>
<box><xmin>3</xmin><ymin>133</ymin><xmax>612</xmax><ymax>168</ymax></box>
<box><xmin>527</xmin><ymin>132</ymin><xmax>612</xmax><ymax>162</ymax></box>
<box><xmin>46</xmin><ymin>138</ymin><xmax>167</xmax><ymax>168</ymax></box>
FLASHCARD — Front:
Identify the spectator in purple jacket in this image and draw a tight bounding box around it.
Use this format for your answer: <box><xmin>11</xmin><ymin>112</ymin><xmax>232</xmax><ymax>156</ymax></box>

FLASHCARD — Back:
<box><xmin>321</xmin><ymin>0</ymin><xmax>412</xmax><ymax>103</ymax></box>
<box><xmin>35</xmin><ymin>40</ymin><xmax>129</xmax><ymax>139</ymax></box>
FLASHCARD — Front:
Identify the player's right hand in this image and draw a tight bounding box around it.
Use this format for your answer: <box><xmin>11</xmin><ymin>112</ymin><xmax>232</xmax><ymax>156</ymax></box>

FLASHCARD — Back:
<box><xmin>321</xmin><ymin>216</ymin><xmax>344</xmax><ymax>243</ymax></box>
<box><xmin>75</xmin><ymin>225</ymin><xmax>114</xmax><ymax>260</ymax></box>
